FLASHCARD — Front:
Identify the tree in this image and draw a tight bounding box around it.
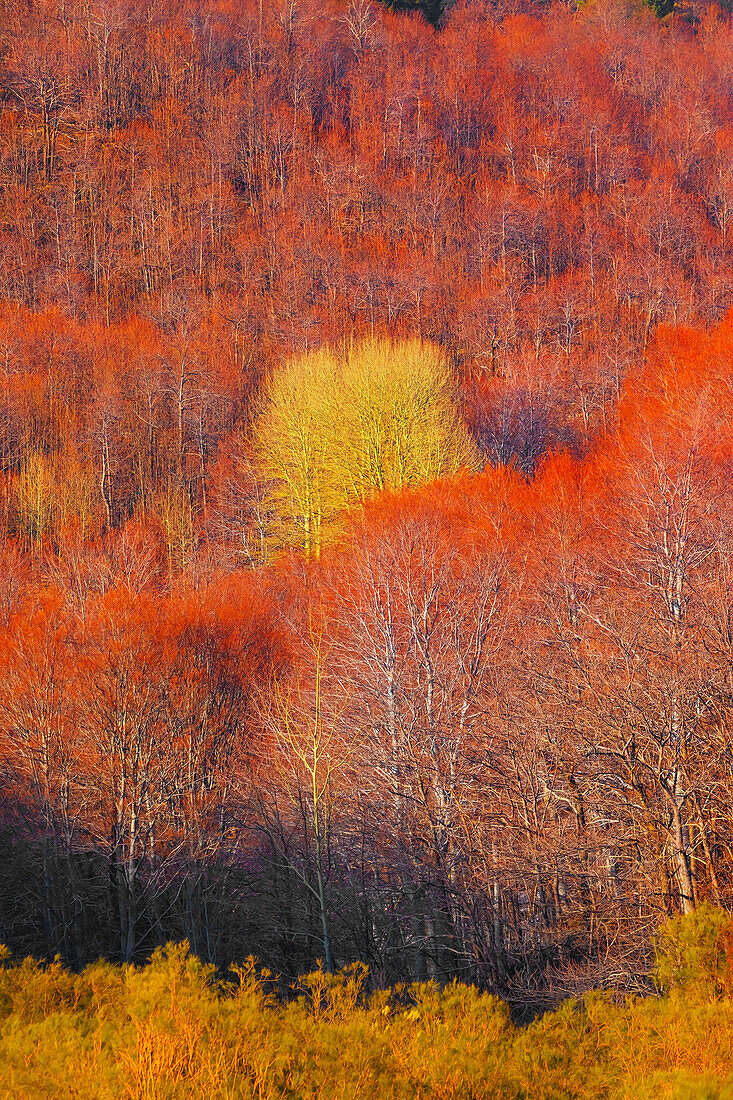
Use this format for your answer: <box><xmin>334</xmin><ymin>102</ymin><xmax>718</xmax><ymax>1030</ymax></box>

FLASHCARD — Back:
<box><xmin>258</xmin><ymin>638</ymin><xmax>350</xmax><ymax>973</ymax></box>
<box><xmin>73</xmin><ymin>589</ymin><xmax>171</xmax><ymax>962</ymax></box>
<box><xmin>311</xmin><ymin>473</ymin><xmax>514</xmax><ymax>980</ymax></box>
<box><xmin>254</xmin><ymin>338</ymin><xmax>479</xmax><ymax>557</ymax></box>
<box><xmin>0</xmin><ymin>589</ymin><xmax>80</xmax><ymax>959</ymax></box>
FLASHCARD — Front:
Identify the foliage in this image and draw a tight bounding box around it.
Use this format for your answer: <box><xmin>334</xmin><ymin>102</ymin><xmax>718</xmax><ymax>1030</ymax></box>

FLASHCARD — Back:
<box><xmin>643</xmin><ymin>0</ymin><xmax>676</xmax><ymax>17</ymax></box>
<box><xmin>379</xmin><ymin>0</ymin><xmax>452</xmax><ymax>26</ymax></box>
<box><xmin>254</xmin><ymin>338</ymin><xmax>478</xmax><ymax>555</ymax></box>
<box><xmin>1</xmin><ymin>931</ymin><xmax>733</xmax><ymax>1099</ymax></box>
<box><xmin>653</xmin><ymin>904</ymin><xmax>733</xmax><ymax>998</ymax></box>
<box><xmin>2</xmin><ymin>0</ymin><xmax>733</xmax><ymax>1015</ymax></box>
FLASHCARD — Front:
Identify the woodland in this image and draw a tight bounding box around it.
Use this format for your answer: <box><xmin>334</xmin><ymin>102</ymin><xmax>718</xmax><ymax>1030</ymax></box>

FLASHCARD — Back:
<box><xmin>1</xmin><ymin>0</ymin><xmax>733</xmax><ymax>1025</ymax></box>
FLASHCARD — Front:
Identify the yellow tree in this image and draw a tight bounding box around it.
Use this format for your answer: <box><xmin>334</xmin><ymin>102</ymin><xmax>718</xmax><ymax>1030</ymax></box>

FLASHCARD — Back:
<box><xmin>254</xmin><ymin>350</ymin><xmax>335</xmax><ymax>558</ymax></box>
<box><xmin>254</xmin><ymin>338</ymin><xmax>479</xmax><ymax>557</ymax></box>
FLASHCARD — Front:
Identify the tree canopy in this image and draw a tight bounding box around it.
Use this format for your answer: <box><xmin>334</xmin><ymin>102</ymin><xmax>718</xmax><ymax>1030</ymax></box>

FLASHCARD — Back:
<box><xmin>254</xmin><ymin>338</ymin><xmax>479</xmax><ymax>556</ymax></box>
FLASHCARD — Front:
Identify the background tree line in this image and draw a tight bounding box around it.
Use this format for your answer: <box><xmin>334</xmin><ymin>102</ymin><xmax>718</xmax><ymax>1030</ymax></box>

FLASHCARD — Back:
<box><xmin>0</xmin><ymin>0</ymin><xmax>732</xmax><ymax>546</ymax></box>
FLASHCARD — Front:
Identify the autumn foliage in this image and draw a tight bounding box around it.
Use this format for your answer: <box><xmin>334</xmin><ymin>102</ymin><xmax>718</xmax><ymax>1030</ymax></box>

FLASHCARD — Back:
<box><xmin>2</xmin><ymin>0</ymin><xmax>733</xmax><ymax>1040</ymax></box>
<box><xmin>2</xmin><ymin>912</ymin><xmax>733</xmax><ymax>1099</ymax></box>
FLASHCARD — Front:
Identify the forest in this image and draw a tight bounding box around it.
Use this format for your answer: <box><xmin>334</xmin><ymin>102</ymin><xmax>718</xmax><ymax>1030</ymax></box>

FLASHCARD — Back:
<box><xmin>1</xmin><ymin>0</ymin><xmax>733</xmax><ymax>1034</ymax></box>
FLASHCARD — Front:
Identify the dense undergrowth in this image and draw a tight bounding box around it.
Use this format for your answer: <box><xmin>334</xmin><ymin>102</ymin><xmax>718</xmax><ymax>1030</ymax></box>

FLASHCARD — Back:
<box><xmin>1</xmin><ymin>908</ymin><xmax>733</xmax><ymax>1099</ymax></box>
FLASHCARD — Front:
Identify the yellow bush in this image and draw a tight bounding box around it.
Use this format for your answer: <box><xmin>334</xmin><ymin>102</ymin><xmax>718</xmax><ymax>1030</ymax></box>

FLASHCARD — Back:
<box><xmin>2</xmin><ymin>922</ymin><xmax>733</xmax><ymax>1099</ymax></box>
